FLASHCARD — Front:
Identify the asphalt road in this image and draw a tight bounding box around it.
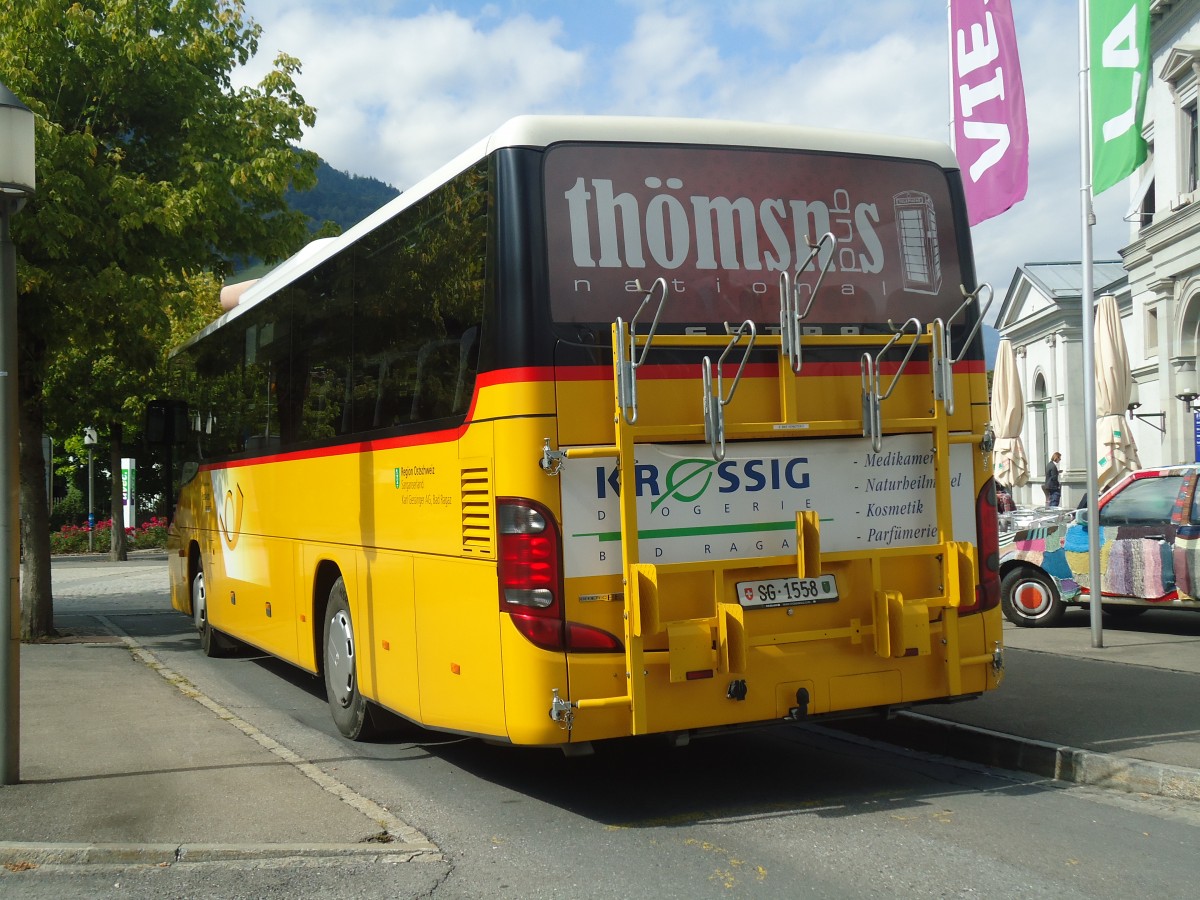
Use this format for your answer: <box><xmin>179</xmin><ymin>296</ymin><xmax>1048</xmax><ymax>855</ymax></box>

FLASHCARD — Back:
<box><xmin>5</xmin><ymin>555</ymin><xmax>1200</xmax><ymax>899</ymax></box>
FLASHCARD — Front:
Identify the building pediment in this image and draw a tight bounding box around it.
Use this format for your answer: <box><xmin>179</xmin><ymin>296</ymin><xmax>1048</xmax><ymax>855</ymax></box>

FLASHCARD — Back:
<box><xmin>995</xmin><ymin>262</ymin><xmax>1127</xmax><ymax>332</ymax></box>
<box><xmin>1162</xmin><ymin>44</ymin><xmax>1200</xmax><ymax>85</ymax></box>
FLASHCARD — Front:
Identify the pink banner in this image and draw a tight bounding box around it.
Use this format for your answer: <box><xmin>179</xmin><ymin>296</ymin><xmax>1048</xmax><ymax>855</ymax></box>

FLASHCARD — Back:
<box><xmin>950</xmin><ymin>0</ymin><xmax>1029</xmax><ymax>226</ymax></box>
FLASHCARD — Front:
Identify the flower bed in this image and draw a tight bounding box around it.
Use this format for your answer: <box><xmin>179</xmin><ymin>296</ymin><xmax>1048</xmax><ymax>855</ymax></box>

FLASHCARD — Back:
<box><xmin>49</xmin><ymin>515</ymin><xmax>169</xmax><ymax>554</ymax></box>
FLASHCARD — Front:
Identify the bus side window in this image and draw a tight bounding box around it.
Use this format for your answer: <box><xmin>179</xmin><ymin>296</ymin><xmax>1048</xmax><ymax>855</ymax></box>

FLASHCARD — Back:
<box><xmin>362</xmin><ymin>350</ymin><xmax>416</xmax><ymax>429</ymax></box>
<box><xmin>453</xmin><ymin>325</ymin><xmax>480</xmax><ymax>414</ymax></box>
<box><xmin>410</xmin><ymin>325</ymin><xmax>480</xmax><ymax>422</ymax></box>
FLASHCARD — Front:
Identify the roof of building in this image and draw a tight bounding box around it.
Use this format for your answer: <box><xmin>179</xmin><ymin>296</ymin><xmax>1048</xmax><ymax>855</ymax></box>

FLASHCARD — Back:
<box><xmin>1017</xmin><ymin>261</ymin><xmax>1128</xmax><ymax>299</ymax></box>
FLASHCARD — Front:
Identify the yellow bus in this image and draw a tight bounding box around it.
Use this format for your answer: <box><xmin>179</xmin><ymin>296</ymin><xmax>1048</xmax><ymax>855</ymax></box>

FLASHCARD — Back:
<box><xmin>166</xmin><ymin>115</ymin><xmax>1004</xmax><ymax>751</ymax></box>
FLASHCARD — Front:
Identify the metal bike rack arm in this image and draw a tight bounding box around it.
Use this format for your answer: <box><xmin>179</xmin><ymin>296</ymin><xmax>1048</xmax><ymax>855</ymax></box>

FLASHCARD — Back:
<box><xmin>930</xmin><ymin>317</ymin><xmax>953</xmax><ymax>415</ymax></box>
<box><xmin>930</xmin><ymin>283</ymin><xmax>993</xmax><ymax>416</ymax></box>
<box><xmin>860</xmin><ymin>317</ymin><xmax>923</xmax><ymax>453</ymax></box>
<box><xmin>779</xmin><ymin>232</ymin><xmax>836</xmax><ymax>374</ymax></box>
<box><xmin>703</xmin><ymin>320</ymin><xmax>757</xmax><ymax>461</ymax></box>
<box><xmin>616</xmin><ymin>277</ymin><xmax>669</xmax><ymax>424</ymax></box>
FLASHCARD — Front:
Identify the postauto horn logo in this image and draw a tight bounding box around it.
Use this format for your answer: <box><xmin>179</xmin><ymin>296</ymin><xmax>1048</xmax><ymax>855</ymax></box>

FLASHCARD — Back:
<box><xmin>595</xmin><ymin>456</ymin><xmax>810</xmax><ymax>509</ymax></box>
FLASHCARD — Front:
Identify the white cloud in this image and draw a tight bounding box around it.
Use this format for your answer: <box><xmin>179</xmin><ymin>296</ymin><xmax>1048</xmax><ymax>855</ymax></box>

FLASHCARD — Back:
<box><xmin>241</xmin><ymin>5</ymin><xmax>585</xmax><ymax>188</ymax></box>
<box><xmin>609</xmin><ymin>11</ymin><xmax>723</xmax><ymax>114</ymax></box>
<box><xmin>731</xmin><ymin>32</ymin><xmax>946</xmax><ymax>139</ymax></box>
<box><xmin>238</xmin><ymin>0</ymin><xmax>1130</xmax><ymax>296</ymax></box>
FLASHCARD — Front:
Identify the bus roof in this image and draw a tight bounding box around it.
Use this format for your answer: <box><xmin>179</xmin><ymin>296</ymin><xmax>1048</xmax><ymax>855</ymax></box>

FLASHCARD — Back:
<box><xmin>183</xmin><ymin>115</ymin><xmax>959</xmax><ymax>352</ymax></box>
<box><xmin>485</xmin><ymin>115</ymin><xmax>959</xmax><ymax>168</ymax></box>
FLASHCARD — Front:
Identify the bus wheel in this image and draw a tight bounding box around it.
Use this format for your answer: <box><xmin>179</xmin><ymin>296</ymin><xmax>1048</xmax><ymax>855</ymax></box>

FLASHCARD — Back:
<box><xmin>323</xmin><ymin>577</ymin><xmax>376</xmax><ymax>741</ymax></box>
<box><xmin>1000</xmin><ymin>567</ymin><xmax>1064</xmax><ymax>628</ymax></box>
<box><xmin>193</xmin><ymin>565</ymin><xmax>231</xmax><ymax>657</ymax></box>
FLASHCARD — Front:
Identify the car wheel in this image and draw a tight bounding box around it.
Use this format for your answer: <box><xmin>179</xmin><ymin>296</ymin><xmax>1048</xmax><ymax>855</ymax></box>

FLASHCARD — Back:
<box><xmin>1000</xmin><ymin>566</ymin><xmax>1065</xmax><ymax>628</ymax></box>
<box><xmin>323</xmin><ymin>576</ymin><xmax>377</xmax><ymax>741</ymax></box>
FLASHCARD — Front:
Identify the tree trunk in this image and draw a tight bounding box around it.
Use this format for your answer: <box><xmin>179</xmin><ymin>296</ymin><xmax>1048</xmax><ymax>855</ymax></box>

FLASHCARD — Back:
<box><xmin>109</xmin><ymin>422</ymin><xmax>127</xmax><ymax>562</ymax></box>
<box><xmin>18</xmin><ymin>393</ymin><xmax>54</xmax><ymax>641</ymax></box>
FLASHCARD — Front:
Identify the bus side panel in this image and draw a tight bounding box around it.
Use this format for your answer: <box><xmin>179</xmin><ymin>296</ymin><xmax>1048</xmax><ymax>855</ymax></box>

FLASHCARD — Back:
<box><xmin>204</xmin><ymin>465</ymin><xmax>298</xmax><ymax>661</ymax></box>
<box><xmin>483</xmin><ymin>406</ymin><xmax>580</xmax><ymax>745</ymax></box>
<box><xmin>228</xmin><ymin>532</ymin><xmax>297</xmax><ymax>661</ymax></box>
<box><xmin>499</xmin><ymin>621</ymin><xmax>574</xmax><ymax>745</ymax></box>
<box><xmin>358</xmin><ymin>549</ymin><xmax>420</xmax><ymax>722</ymax></box>
<box><xmin>414</xmin><ymin>555</ymin><xmax>506</xmax><ymax>737</ymax></box>
<box><xmin>301</xmin><ymin>542</ymin><xmax>362</xmax><ymax>676</ymax></box>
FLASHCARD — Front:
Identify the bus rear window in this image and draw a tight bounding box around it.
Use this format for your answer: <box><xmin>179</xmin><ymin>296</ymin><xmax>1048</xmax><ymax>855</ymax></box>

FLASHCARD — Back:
<box><xmin>543</xmin><ymin>143</ymin><xmax>966</xmax><ymax>331</ymax></box>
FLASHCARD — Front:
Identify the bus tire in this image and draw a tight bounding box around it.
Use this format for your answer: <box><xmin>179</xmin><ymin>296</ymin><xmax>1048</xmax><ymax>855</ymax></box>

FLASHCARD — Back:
<box><xmin>1000</xmin><ymin>566</ymin><xmax>1064</xmax><ymax>628</ymax></box>
<box><xmin>323</xmin><ymin>577</ymin><xmax>377</xmax><ymax>741</ymax></box>
<box><xmin>193</xmin><ymin>564</ymin><xmax>232</xmax><ymax>657</ymax></box>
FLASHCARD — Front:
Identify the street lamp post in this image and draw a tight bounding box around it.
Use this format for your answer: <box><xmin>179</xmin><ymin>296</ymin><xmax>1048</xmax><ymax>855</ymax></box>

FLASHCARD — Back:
<box><xmin>0</xmin><ymin>81</ymin><xmax>37</xmax><ymax>786</ymax></box>
<box><xmin>84</xmin><ymin>427</ymin><xmax>97</xmax><ymax>552</ymax></box>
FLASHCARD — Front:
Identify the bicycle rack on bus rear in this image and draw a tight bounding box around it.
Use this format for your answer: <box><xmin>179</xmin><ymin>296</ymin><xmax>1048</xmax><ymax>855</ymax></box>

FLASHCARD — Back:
<box><xmin>541</xmin><ymin>277</ymin><xmax>998</xmax><ymax>734</ymax></box>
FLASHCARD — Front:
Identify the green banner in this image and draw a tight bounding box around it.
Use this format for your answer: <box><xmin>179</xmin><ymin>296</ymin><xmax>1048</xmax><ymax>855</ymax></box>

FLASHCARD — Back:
<box><xmin>1090</xmin><ymin>0</ymin><xmax>1150</xmax><ymax>194</ymax></box>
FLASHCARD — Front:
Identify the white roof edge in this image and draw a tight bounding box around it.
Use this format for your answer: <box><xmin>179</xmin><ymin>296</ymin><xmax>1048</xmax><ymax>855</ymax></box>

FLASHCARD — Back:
<box><xmin>484</xmin><ymin>114</ymin><xmax>958</xmax><ymax>168</ymax></box>
<box><xmin>236</xmin><ymin>237</ymin><xmax>337</xmax><ymax>307</ymax></box>
<box><xmin>188</xmin><ymin>115</ymin><xmax>958</xmax><ymax>349</ymax></box>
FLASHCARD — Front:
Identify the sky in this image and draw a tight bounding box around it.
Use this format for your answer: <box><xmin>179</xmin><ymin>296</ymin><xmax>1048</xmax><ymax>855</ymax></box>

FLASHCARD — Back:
<box><xmin>237</xmin><ymin>0</ymin><xmax>1131</xmax><ymax>313</ymax></box>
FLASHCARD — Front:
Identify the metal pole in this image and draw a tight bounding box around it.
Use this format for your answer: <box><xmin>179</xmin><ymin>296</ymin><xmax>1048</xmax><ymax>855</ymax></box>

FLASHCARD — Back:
<box><xmin>0</xmin><ymin>198</ymin><xmax>20</xmax><ymax>783</ymax></box>
<box><xmin>87</xmin><ymin>447</ymin><xmax>94</xmax><ymax>553</ymax></box>
<box><xmin>1079</xmin><ymin>0</ymin><xmax>1104</xmax><ymax>649</ymax></box>
<box><xmin>0</xmin><ymin>80</ymin><xmax>36</xmax><ymax>787</ymax></box>
<box><xmin>947</xmin><ymin>0</ymin><xmax>955</xmax><ymax>148</ymax></box>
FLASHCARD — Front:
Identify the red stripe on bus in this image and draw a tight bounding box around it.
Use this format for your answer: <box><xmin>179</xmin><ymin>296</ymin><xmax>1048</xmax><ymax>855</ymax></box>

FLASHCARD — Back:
<box><xmin>555</xmin><ymin>359</ymin><xmax>986</xmax><ymax>380</ymax></box>
<box><xmin>198</xmin><ymin>358</ymin><xmax>985</xmax><ymax>471</ymax></box>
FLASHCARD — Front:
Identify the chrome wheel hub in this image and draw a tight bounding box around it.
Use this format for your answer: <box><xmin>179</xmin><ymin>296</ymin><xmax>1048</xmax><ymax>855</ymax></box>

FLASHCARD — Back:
<box><xmin>327</xmin><ymin>610</ymin><xmax>356</xmax><ymax>708</ymax></box>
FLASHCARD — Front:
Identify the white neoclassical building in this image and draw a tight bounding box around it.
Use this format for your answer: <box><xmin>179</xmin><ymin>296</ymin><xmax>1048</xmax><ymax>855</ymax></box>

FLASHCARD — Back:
<box><xmin>998</xmin><ymin>0</ymin><xmax>1200</xmax><ymax>507</ymax></box>
<box><xmin>994</xmin><ymin>262</ymin><xmax>1131</xmax><ymax>509</ymax></box>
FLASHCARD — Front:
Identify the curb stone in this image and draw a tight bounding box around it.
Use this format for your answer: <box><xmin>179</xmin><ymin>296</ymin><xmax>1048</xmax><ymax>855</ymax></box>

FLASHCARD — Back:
<box><xmin>886</xmin><ymin>711</ymin><xmax>1200</xmax><ymax>801</ymax></box>
<box><xmin>0</xmin><ymin>841</ymin><xmax>441</xmax><ymax>867</ymax></box>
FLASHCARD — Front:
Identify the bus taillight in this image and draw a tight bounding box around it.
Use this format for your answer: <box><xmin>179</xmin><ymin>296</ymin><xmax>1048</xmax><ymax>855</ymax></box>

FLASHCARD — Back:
<box><xmin>963</xmin><ymin>480</ymin><xmax>1001</xmax><ymax>614</ymax></box>
<box><xmin>498</xmin><ymin>499</ymin><xmax>560</xmax><ymax>611</ymax></box>
<box><xmin>497</xmin><ymin>498</ymin><xmax>623</xmax><ymax>653</ymax></box>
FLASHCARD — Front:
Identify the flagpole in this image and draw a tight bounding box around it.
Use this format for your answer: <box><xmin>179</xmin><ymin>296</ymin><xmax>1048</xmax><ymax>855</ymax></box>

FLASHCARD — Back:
<box><xmin>1079</xmin><ymin>0</ymin><xmax>1104</xmax><ymax>649</ymax></box>
<box><xmin>947</xmin><ymin>1</ymin><xmax>955</xmax><ymax>149</ymax></box>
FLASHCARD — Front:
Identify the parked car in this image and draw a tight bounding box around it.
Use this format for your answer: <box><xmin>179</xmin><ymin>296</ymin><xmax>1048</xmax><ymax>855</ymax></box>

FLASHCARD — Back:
<box><xmin>999</xmin><ymin>465</ymin><xmax>1200</xmax><ymax>627</ymax></box>
<box><xmin>998</xmin><ymin>504</ymin><xmax>1074</xmax><ymax>540</ymax></box>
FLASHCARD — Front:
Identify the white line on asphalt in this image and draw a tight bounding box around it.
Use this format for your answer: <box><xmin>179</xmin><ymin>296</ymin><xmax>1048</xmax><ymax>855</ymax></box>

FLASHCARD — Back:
<box><xmin>93</xmin><ymin>614</ymin><xmax>437</xmax><ymax>855</ymax></box>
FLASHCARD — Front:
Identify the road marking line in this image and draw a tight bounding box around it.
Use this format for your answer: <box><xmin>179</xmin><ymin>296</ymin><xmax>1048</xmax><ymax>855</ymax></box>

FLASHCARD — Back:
<box><xmin>94</xmin><ymin>614</ymin><xmax>437</xmax><ymax>855</ymax></box>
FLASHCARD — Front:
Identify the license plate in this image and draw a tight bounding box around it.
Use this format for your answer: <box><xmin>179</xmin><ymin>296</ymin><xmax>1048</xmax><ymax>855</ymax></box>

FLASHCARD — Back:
<box><xmin>736</xmin><ymin>575</ymin><xmax>839</xmax><ymax>609</ymax></box>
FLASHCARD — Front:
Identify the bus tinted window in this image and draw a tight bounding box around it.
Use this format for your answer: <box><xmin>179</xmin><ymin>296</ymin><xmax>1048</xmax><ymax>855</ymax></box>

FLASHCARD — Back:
<box><xmin>543</xmin><ymin>143</ymin><xmax>965</xmax><ymax>329</ymax></box>
<box><xmin>172</xmin><ymin>159</ymin><xmax>489</xmax><ymax>460</ymax></box>
<box><xmin>289</xmin><ymin>264</ymin><xmax>354</xmax><ymax>443</ymax></box>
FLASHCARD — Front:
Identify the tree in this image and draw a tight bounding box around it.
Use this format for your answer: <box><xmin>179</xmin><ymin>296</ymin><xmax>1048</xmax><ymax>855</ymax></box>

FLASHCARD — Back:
<box><xmin>0</xmin><ymin>0</ymin><xmax>318</xmax><ymax>639</ymax></box>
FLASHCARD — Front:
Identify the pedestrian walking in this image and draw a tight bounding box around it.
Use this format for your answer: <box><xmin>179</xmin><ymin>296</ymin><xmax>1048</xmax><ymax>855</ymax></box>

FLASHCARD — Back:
<box><xmin>1043</xmin><ymin>451</ymin><xmax>1061</xmax><ymax>507</ymax></box>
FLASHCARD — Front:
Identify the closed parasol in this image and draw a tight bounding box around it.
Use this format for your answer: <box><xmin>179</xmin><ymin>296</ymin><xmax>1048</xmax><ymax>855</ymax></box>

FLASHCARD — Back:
<box><xmin>990</xmin><ymin>337</ymin><xmax>1028</xmax><ymax>488</ymax></box>
<box><xmin>1094</xmin><ymin>293</ymin><xmax>1140</xmax><ymax>489</ymax></box>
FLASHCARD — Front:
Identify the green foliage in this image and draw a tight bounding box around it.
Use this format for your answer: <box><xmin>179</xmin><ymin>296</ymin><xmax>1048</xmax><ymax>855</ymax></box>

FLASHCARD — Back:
<box><xmin>0</xmin><ymin>0</ymin><xmax>319</xmax><ymax>442</ymax></box>
<box><xmin>2</xmin><ymin>1</ymin><xmax>320</xmax><ymax>630</ymax></box>
<box><xmin>50</xmin><ymin>482</ymin><xmax>85</xmax><ymax>531</ymax></box>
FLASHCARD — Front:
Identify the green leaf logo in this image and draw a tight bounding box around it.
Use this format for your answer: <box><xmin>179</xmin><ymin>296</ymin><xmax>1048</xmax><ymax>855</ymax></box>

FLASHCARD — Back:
<box><xmin>651</xmin><ymin>459</ymin><xmax>717</xmax><ymax>512</ymax></box>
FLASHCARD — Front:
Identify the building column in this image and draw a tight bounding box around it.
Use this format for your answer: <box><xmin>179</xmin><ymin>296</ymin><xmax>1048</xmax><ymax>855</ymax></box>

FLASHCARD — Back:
<box><xmin>1014</xmin><ymin>343</ymin><xmax>1032</xmax><ymax>507</ymax></box>
<box><xmin>1047</xmin><ymin>333</ymin><xmax>1059</xmax><ymax>464</ymax></box>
